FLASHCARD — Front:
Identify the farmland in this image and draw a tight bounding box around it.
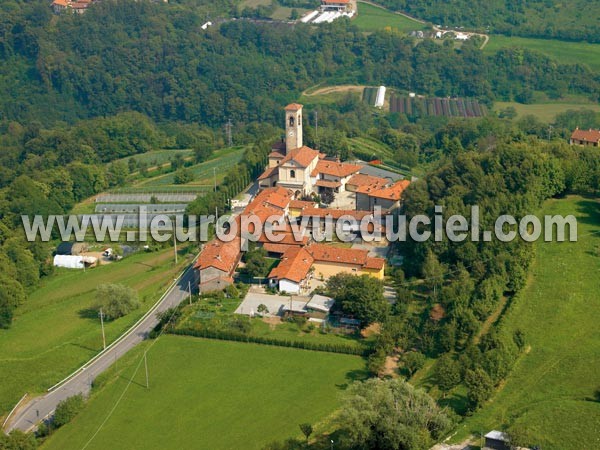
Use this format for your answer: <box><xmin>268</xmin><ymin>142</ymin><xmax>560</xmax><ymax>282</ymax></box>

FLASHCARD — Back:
<box><xmin>389</xmin><ymin>95</ymin><xmax>487</xmax><ymax>118</ymax></box>
<box><xmin>0</xmin><ymin>248</ymin><xmax>189</xmax><ymax>416</ymax></box>
<box><xmin>483</xmin><ymin>35</ymin><xmax>600</xmax><ymax>72</ymax></box>
<box><xmin>132</xmin><ymin>146</ymin><xmax>246</xmax><ymax>189</ymax></box>
<box><xmin>354</xmin><ymin>2</ymin><xmax>426</xmax><ymax>32</ymax></box>
<box><xmin>493</xmin><ymin>101</ymin><xmax>600</xmax><ymax>123</ymax></box>
<box><xmin>454</xmin><ymin>196</ymin><xmax>600</xmax><ymax>450</ymax></box>
<box><xmin>41</xmin><ymin>336</ymin><xmax>366</xmax><ymax>450</ymax></box>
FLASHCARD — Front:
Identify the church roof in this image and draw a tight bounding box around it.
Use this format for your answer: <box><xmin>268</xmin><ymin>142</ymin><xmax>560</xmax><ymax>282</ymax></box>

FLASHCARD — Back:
<box><xmin>280</xmin><ymin>146</ymin><xmax>320</xmax><ymax>168</ymax></box>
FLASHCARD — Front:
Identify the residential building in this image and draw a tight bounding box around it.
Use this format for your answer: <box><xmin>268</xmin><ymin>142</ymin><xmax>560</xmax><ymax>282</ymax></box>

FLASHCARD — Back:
<box><xmin>320</xmin><ymin>0</ymin><xmax>351</xmax><ymax>12</ymax></box>
<box><xmin>355</xmin><ymin>179</ymin><xmax>411</xmax><ymax>211</ymax></box>
<box><xmin>570</xmin><ymin>127</ymin><xmax>600</xmax><ymax>147</ymax></box>
<box><xmin>195</xmin><ymin>237</ymin><xmax>243</xmax><ymax>292</ymax></box>
<box><xmin>267</xmin><ymin>247</ymin><xmax>314</xmax><ymax>294</ymax></box>
<box><xmin>307</xmin><ymin>243</ymin><xmax>385</xmax><ymax>280</ymax></box>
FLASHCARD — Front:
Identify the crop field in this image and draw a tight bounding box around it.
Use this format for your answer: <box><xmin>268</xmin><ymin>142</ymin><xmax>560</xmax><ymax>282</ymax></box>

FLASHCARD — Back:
<box><xmin>455</xmin><ymin>196</ymin><xmax>600</xmax><ymax>450</ymax></box>
<box><xmin>354</xmin><ymin>2</ymin><xmax>426</xmax><ymax>32</ymax></box>
<box><xmin>113</xmin><ymin>149</ymin><xmax>193</xmax><ymax>169</ymax></box>
<box><xmin>494</xmin><ymin>101</ymin><xmax>600</xmax><ymax>123</ymax></box>
<box><xmin>0</xmin><ymin>248</ymin><xmax>189</xmax><ymax>416</ymax></box>
<box><xmin>362</xmin><ymin>87</ymin><xmax>379</xmax><ymax>106</ymax></box>
<box><xmin>42</xmin><ymin>336</ymin><xmax>366</xmax><ymax>450</ymax></box>
<box><xmin>483</xmin><ymin>35</ymin><xmax>600</xmax><ymax>72</ymax></box>
<box><xmin>134</xmin><ymin>146</ymin><xmax>246</xmax><ymax>188</ymax></box>
<box><xmin>390</xmin><ymin>95</ymin><xmax>487</xmax><ymax>117</ymax></box>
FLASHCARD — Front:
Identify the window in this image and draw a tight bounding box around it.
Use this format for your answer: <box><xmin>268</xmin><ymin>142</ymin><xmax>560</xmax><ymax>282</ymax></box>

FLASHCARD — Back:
<box><xmin>289</xmin><ymin>116</ymin><xmax>295</xmax><ymax>127</ymax></box>
<box><xmin>290</xmin><ymin>169</ymin><xmax>296</xmax><ymax>179</ymax></box>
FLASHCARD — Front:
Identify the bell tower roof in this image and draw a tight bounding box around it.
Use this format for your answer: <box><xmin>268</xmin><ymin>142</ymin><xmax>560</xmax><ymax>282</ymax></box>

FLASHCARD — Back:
<box><xmin>285</xmin><ymin>103</ymin><xmax>303</xmax><ymax>111</ymax></box>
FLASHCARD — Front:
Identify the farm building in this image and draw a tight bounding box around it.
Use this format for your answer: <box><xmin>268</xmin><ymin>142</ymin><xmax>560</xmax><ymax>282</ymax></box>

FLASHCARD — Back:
<box><xmin>374</xmin><ymin>86</ymin><xmax>386</xmax><ymax>108</ymax></box>
<box><xmin>320</xmin><ymin>0</ymin><xmax>351</xmax><ymax>12</ymax></box>
<box><xmin>195</xmin><ymin>237</ymin><xmax>243</xmax><ymax>292</ymax></box>
<box><xmin>570</xmin><ymin>128</ymin><xmax>600</xmax><ymax>147</ymax></box>
<box><xmin>53</xmin><ymin>255</ymin><xmax>96</xmax><ymax>269</ymax></box>
<box><xmin>55</xmin><ymin>242</ymin><xmax>87</xmax><ymax>256</ymax></box>
<box><xmin>483</xmin><ymin>430</ymin><xmax>510</xmax><ymax>450</ymax></box>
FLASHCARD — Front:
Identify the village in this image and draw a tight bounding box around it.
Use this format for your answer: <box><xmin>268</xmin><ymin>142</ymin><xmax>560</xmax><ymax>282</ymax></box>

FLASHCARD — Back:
<box><xmin>195</xmin><ymin>103</ymin><xmax>410</xmax><ymax>323</ymax></box>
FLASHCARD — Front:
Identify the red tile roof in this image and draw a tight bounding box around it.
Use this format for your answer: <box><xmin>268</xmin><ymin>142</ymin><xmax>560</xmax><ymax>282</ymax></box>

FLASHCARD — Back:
<box><xmin>52</xmin><ymin>0</ymin><xmax>69</xmax><ymax>5</ymax></box>
<box><xmin>308</xmin><ymin>243</ymin><xmax>384</xmax><ymax>271</ymax></box>
<box><xmin>257</xmin><ymin>166</ymin><xmax>278</xmax><ymax>181</ymax></box>
<box><xmin>315</xmin><ymin>179</ymin><xmax>341</xmax><ymax>189</ymax></box>
<box><xmin>348</xmin><ymin>173</ymin><xmax>390</xmax><ymax>191</ymax></box>
<box><xmin>268</xmin><ymin>247</ymin><xmax>313</xmax><ymax>283</ymax></box>
<box><xmin>262</xmin><ymin>243</ymin><xmax>294</xmax><ymax>254</ymax></box>
<box><xmin>311</xmin><ymin>160</ymin><xmax>362</xmax><ymax>178</ymax></box>
<box><xmin>571</xmin><ymin>128</ymin><xmax>600</xmax><ymax>143</ymax></box>
<box><xmin>246</xmin><ymin>187</ymin><xmax>292</xmax><ymax>211</ymax></box>
<box><xmin>285</xmin><ymin>103</ymin><xmax>303</xmax><ymax>111</ymax></box>
<box><xmin>195</xmin><ymin>237</ymin><xmax>242</xmax><ymax>274</ymax></box>
<box><xmin>289</xmin><ymin>200</ymin><xmax>318</xmax><ymax>210</ymax></box>
<box><xmin>301</xmin><ymin>207</ymin><xmax>372</xmax><ymax>220</ymax></box>
<box><xmin>323</xmin><ymin>0</ymin><xmax>350</xmax><ymax>3</ymax></box>
<box><xmin>279</xmin><ymin>146</ymin><xmax>321</xmax><ymax>168</ymax></box>
<box><xmin>367</xmin><ymin>179</ymin><xmax>411</xmax><ymax>201</ymax></box>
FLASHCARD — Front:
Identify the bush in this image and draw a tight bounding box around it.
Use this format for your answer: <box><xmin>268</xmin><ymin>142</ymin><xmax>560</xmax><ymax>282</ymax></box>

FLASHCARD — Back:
<box><xmin>94</xmin><ymin>283</ymin><xmax>139</xmax><ymax>320</ymax></box>
<box><xmin>53</xmin><ymin>394</ymin><xmax>85</xmax><ymax>428</ymax></box>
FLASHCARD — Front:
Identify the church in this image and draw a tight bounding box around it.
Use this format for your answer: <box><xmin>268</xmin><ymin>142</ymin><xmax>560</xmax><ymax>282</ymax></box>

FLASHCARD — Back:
<box><xmin>258</xmin><ymin>104</ymin><xmax>362</xmax><ymax>198</ymax></box>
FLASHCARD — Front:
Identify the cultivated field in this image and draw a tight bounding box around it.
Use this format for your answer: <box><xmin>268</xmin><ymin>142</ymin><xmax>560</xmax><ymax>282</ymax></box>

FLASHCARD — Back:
<box><xmin>390</xmin><ymin>95</ymin><xmax>487</xmax><ymax>117</ymax></box>
<box><xmin>354</xmin><ymin>2</ymin><xmax>426</xmax><ymax>32</ymax></box>
<box><xmin>0</xmin><ymin>248</ymin><xmax>189</xmax><ymax>416</ymax></box>
<box><xmin>455</xmin><ymin>196</ymin><xmax>600</xmax><ymax>449</ymax></box>
<box><xmin>494</xmin><ymin>101</ymin><xmax>600</xmax><ymax>123</ymax></box>
<box><xmin>42</xmin><ymin>336</ymin><xmax>366</xmax><ymax>450</ymax></box>
<box><xmin>483</xmin><ymin>35</ymin><xmax>600</xmax><ymax>72</ymax></box>
<box><xmin>133</xmin><ymin>146</ymin><xmax>246</xmax><ymax>188</ymax></box>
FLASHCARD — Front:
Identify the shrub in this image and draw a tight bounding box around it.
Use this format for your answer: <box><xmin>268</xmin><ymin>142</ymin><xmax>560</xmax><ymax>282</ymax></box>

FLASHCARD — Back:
<box><xmin>53</xmin><ymin>394</ymin><xmax>85</xmax><ymax>428</ymax></box>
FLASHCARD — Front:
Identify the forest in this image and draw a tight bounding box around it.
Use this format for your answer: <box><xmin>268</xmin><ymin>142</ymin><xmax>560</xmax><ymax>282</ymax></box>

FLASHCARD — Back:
<box><xmin>374</xmin><ymin>0</ymin><xmax>600</xmax><ymax>42</ymax></box>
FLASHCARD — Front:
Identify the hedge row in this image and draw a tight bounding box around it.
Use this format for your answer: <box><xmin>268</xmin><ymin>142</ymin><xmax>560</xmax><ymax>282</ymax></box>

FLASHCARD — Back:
<box><xmin>169</xmin><ymin>328</ymin><xmax>371</xmax><ymax>356</ymax></box>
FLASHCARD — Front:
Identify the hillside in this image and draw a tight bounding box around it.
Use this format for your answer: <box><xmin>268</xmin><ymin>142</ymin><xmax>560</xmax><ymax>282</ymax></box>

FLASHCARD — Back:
<box><xmin>372</xmin><ymin>0</ymin><xmax>600</xmax><ymax>42</ymax></box>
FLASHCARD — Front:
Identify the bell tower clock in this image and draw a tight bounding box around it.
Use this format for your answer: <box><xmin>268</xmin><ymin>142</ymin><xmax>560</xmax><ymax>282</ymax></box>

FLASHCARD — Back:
<box><xmin>284</xmin><ymin>103</ymin><xmax>303</xmax><ymax>154</ymax></box>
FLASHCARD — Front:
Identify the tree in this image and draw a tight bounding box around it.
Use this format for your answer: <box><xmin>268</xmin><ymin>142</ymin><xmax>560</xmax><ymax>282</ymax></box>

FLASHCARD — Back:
<box><xmin>244</xmin><ymin>247</ymin><xmax>269</xmax><ymax>278</ymax></box>
<box><xmin>336</xmin><ymin>378</ymin><xmax>453</xmax><ymax>450</ymax></box>
<box><xmin>403</xmin><ymin>351</ymin><xmax>426</xmax><ymax>377</ymax></box>
<box><xmin>0</xmin><ymin>430</ymin><xmax>38</xmax><ymax>450</ymax></box>
<box><xmin>94</xmin><ymin>283</ymin><xmax>139</xmax><ymax>320</ymax></box>
<box><xmin>299</xmin><ymin>423</ymin><xmax>312</xmax><ymax>442</ymax></box>
<box><xmin>257</xmin><ymin>304</ymin><xmax>269</xmax><ymax>316</ymax></box>
<box><xmin>53</xmin><ymin>394</ymin><xmax>85</xmax><ymax>428</ymax></box>
<box><xmin>434</xmin><ymin>354</ymin><xmax>461</xmax><ymax>394</ymax></box>
<box><xmin>367</xmin><ymin>347</ymin><xmax>387</xmax><ymax>377</ymax></box>
<box><xmin>173</xmin><ymin>168</ymin><xmax>194</xmax><ymax>185</ymax></box>
<box><xmin>465</xmin><ymin>368</ymin><xmax>494</xmax><ymax>411</ymax></box>
<box><xmin>326</xmin><ymin>273</ymin><xmax>389</xmax><ymax>327</ymax></box>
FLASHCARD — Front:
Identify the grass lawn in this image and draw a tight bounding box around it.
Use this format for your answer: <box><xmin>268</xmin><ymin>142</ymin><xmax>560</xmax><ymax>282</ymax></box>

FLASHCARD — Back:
<box><xmin>454</xmin><ymin>196</ymin><xmax>600</xmax><ymax>449</ymax></box>
<box><xmin>133</xmin><ymin>146</ymin><xmax>246</xmax><ymax>188</ymax></box>
<box><xmin>41</xmin><ymin>336</ymin><xmax>366</xmax><ymax>450</ymax></box>
<box><xmin>0</xmin><ymin>248</ymin><xmax>190</xmax><ymax>416</ymax></box>
<box><xmin>494</xmin><ymin>101</ymin><xmax>600</xmax><ymax>123</ymax></box>
<box><xmin>354</xmin><ymin>2</ymin><xmax>426</xmax><ymax>32</ymax></box>
<box><xmin>483</xmin><ymin>35</ymin><xmax>600</xmax><ymax>72</ymax></box>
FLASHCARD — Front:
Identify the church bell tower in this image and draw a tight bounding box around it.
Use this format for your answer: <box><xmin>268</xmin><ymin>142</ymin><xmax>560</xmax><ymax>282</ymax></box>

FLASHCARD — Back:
<box><xmin>284</xmin><ymin>103</ymin><xmax>303</xmax><ymax>154</ymax></box>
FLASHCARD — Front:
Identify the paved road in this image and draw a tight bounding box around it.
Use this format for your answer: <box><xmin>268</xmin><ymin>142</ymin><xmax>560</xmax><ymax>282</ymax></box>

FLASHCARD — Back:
<box><xmin>5</xmin><ymin>263</ymin><xmax>198</xmax><ymax>433</ymax></box>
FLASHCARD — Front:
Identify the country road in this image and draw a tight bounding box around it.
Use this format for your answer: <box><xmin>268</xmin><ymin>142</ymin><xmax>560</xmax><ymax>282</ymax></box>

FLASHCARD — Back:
<box><xmin>5</xmin><ymin>262</ymin><xmax>199</xmax><ymax>433</ymax></box>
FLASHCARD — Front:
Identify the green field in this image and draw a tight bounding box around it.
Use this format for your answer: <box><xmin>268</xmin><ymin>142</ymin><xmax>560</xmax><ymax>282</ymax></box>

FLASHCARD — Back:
<box><xmin>494</xmin><ymin>101</ymin><xmax>600</xmax><ymax>123</ymax></box>
<box><xmin>0</xmin><ymin>248</ymin><xmax>189</xmax><ymax>416</ymax></box>
<box><xmin>113</xmin><ymin>149</ymin><xmax>193</xmax><ymax>169</ymax></box>
<box><xmin>354</xmin><ymin>2</ymin><xmax>426</xmax><ymax>32</ymax></box>
<box><xmin>42</xmin><ymin>336</ymin><xmax>366</xmax><ymax>450</ymax></box>
<box><xmin>455</xmin><ymin>196</ymin><xmax>600</xmax><ymax>449</ymax></box>
<box><xmin>133</xmin><ymin>146</ymin><xmax>246</xmax><ymax>188</ymax></box>
<box><xmin>484</xmin><ymin>35</ymin><xmax>600</xmax><ymax>72</ymax></box>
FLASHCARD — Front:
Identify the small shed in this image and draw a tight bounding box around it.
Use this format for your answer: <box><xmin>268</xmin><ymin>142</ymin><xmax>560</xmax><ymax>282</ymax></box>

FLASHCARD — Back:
<box><xmin>484</xmin><ymin>430</ymin><xmax>510</xmax><ymax>450</ymax></box>
<box><xmin>305</xmin><ymin>295</ymin><xmax>335</xmax><ymax>313</ymax></box>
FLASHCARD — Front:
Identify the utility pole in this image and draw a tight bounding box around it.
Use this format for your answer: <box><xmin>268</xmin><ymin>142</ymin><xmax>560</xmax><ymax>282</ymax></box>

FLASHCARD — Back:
<box><xmin>213</xmin><ymin>167</ymin><xmax>217</xmax><ymax>193</ymax></box>
<box><xmin>548</xmin><ymin>124</ymin><xmax>554</xmax><ymax>141</ymax></box>
<box><xmin>173</xmin><ymin>232</ymin><xmax>178</xmax><ymax>264</ymax></box>
<box><xmin>314</xmin><ymin>110</ymin><xmax>319</xmax><ymax>149</ymax></box>
<box><xmin>188</xmin><ymin>281</ymin><xmax>192</xmax><ymax>306</ymax></box>
<box><xmin>144</xmin><ymin>352</ymin><xmax>149</xmax><ymax>389</ymax></box>
<box><xmin>99</xmin><ymin>308</ymin><xmax>106</xmax><ymax>350</ymax></box>
<box><xmin>226</xmin><ymin>119</ymin><xmax>233</xmax><ymax>147</ymax></box>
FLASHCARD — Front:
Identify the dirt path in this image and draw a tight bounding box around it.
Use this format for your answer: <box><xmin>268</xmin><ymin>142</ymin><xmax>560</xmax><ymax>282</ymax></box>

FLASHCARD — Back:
<box><xmin>302</xmin><ymin>84</ymin><xmax>367</xmax><ymax>97</ymax></box>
